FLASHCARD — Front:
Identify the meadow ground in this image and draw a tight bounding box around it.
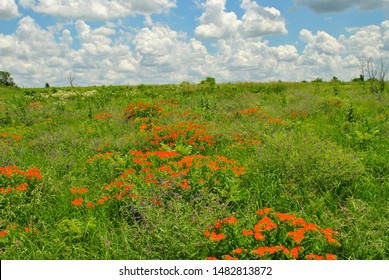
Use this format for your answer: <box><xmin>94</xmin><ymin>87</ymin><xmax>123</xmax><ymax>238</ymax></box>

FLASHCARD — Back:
<box><xmin>0</xmin><ymin>81</ymin><xmax>388</xmax><ymax>260</ymax></box>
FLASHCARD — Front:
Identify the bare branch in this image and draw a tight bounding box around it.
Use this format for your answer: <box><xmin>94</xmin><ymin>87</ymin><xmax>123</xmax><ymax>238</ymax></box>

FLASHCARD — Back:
<box><xmin>67</xmin><ymin>72</ymin><xmax>75</xmax><ymax>87</ymax></box>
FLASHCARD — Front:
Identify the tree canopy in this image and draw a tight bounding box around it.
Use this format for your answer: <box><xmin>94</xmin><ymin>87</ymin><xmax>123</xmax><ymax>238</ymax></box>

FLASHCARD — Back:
<box><xmin>0</xmin><ymin>71</ymin><xmax>17</xmax><ymax>87</ymax></box>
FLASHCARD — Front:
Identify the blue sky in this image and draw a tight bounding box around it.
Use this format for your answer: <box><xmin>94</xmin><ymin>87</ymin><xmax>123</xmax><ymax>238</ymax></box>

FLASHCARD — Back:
<box><xmin>0</xmin><ymin>0</ymin><xmax>388</xmax><ymax>87</ymax></box>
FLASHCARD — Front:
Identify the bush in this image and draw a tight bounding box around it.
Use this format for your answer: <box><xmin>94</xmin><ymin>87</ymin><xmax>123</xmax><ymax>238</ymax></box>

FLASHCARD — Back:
<box><xmin>0</xmin><ymin>71</ymin><xmax>17</xmax><ymax>87</ymax></box>
<box><xmin>203</xmin><ymin>208</ymin><xmax>340</xmax><ymax>260</ymax></box>
<box><xmin>258</xmin><ymin>131</ymin><xmax>365</xmax><ymax>192</ymax></box>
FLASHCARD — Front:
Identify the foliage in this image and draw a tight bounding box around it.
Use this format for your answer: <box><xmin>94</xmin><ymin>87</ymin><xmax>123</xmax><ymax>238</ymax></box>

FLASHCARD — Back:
<box><xmin>0</xmin><ymin>81</ymin><xmax>387</xmax><ymax>259</ymax></box>
<box><xmin>0</xmin><ymin>71</ymin><xmax>17</xmax><ymax>87</ymax></box>
<box><xmin>203</xmin><ymin>208</ymin><xmax>340</xmax><ymax>260</ymax></box>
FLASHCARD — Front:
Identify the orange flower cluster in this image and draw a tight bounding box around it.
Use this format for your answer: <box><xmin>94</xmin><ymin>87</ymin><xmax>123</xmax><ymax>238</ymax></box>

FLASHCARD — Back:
<box><xmin>1</xmin><ymin>166</ymin><xmax>42</xmax><ymax>196</ymax></box>
<box><xmin>204</xmin><ymin>208</ymin><xmax>340</xmax><ymax>260</ymax></box>
<box><xmin>16</xmin><ymin>183</ymin><xmax>29</xmax><ymax>192</ymax></box>
<box><xmin>141</xmin><ymin>121</ymin><xmax>215</xmax><ymax>150</ymax></box>
<box><xmin>124</xmin><ymin>102</ymin><xmax>163</xmax><ymax>119</ymax></box>
<box><xmin>70</xmin><ymin>187</ymin><xmax>88</xmax><ymax>194</ymax></box>
<box><xmin>0</xmin><ymin>166</ymin><xmax>42</xmax><ymax>180</ymax></box>
<box><xmin>251</xmin><ymin>245</ymin><xmax>292</xmax><ymax>257</ymax></box>
<box><xmin>71</xmin><ymin>197</ymin><xmax>83</xmax><ymax>206</ymax></box>
<box><xmin>291</xmin><ymin>111</ymin><xmax>308</xmax><ymax>119</ymax></box>
<box><xmin>24</xmin><ymin>227</ymin><xmax>39</xmax><ymax>234</ymax></box>
<box><xmin>307</xmin><ymin>253</ymin><xmax>336</xmax><ymax>260</ymax></box>
<box><xmin>69</xmin><ymin>180</ymin><xmax>137</xmax><ymax>208</ymax></box>
<box><xmin>125</xmin><ymin>151</ymin><xmax>245</xmax><ymax>196</ymax></box>
<box><xmin>266</xmin><ymin>118</ymin><xmax>286</xmax><ymax>125</ymax></box>
<box><xmin>231</xmin><ymin>132</ymin><xmax>262</xmax><ymax>147</ymax></box>
<box><xmin>86</xmin><ymin>152</ymin><xmax>117</xmax><ymax>163</ymax></box>
<box><xmin>204</xmin><ymin>216</ymin><xmax>237</xmax><ymax>243</ymax></box>
<box><xmin>236</xmin><ymin>108</ymin><xmax>259</xmax><ymax>116</ymax></box>
<box><xmin>94</xmin><ymin>113</ymin><xmax>112</xmax><ymax>119</ymax></box>
<box><xmin>28</xmin><ymin>102</ymin><xmax>43</xmax><ymax>109</ymax></box>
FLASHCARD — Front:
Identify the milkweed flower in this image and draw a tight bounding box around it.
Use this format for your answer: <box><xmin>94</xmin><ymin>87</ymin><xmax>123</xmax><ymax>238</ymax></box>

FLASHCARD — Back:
<box><xmin>232</xmin><ymin>248</ymin><xmax>245</xmax><ymax>255</ymax></box>
<box><xmin>242</xmin><ymin>229</ymin><xmax>254</xmax><ymax>236</ymax></box>
<box><xmin>71</xmin><ymin>197</ymin><xmax>83</xmax><ymax>206</ymax></box>
<box><xmin>16</xmin><ymin>183</ymin><xmax>29</xmax><ymax>192</ymax></box>
<box><xmin>210</xmin><ymin>232</ymin><xmax>225</xmax><ymax>242</ymax></box>
<box><xmin>289</xmin><ymin>246</ymin><xmax>303</xmax><ymax>259</ymax></box>
<box><xmin>224</xmin><ymin>254</ymin><xmax>239</xmax><ymax>260</ymax></box>
<box><xmin>325</xmin><ymin>254</ymin><xmax>337</xmax><ymax>260</ymax></box>
<box><xmin>86</xmin><ymin>202</ymin><xmax>95</xmax><ymax>209</ymax></box>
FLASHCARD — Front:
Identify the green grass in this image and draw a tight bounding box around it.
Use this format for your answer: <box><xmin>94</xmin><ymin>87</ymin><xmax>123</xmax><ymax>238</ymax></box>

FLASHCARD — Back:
<box><xmin>0</xmin><ymin>82</ymin><xmax>388</xmax><ymax>259</ymax></box>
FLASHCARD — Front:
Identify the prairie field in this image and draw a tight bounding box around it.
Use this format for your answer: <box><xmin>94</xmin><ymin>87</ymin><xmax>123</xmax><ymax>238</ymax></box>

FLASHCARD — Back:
<box><xmin>0</xmin><ymin>81</ymin><xmax>388</xmax><ymax>260</ymax></box>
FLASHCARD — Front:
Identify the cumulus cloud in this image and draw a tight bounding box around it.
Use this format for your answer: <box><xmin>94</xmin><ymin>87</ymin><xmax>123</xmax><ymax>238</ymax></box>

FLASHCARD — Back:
<box><xmin>1</xmin><ymin>14</ymin><xmax>389</xmax><ymax>87</ymax></box>
<box><xmin>295</xmin><ymin>0</ymin><xmax>389</xmax><ymax>13</ymax></box>
<box><xmin>132</xmin><ymin>24</ymin><xmax>214</xmax><ymax>81</ymax></box>
<box><xmin>0</xmin><ymin>0</ymin><xmax>20</xmax><ymax>19</ymax></box>
<box><xmin>341</xmin><ymin>21</ymin><xmax>389</xmax><ymax>57</ymax></box>
<box><xmin>240</xmin><ymin>0</ymin><xmax>287</xmax><ymax>37</ymax></box>
<box><xmin>18</xmin><ymin>0</ymin><xmax>176</xmax><ymax>20</ymax></box>
<box><xmin>195</xmin><ymin>0</ymin><xmax>286</xmax><ymax>39</ymax></box>
<box><xmin>194</xmin><ymin>0</ymin><xmax>241</xmax><ymax>39</ymax></box>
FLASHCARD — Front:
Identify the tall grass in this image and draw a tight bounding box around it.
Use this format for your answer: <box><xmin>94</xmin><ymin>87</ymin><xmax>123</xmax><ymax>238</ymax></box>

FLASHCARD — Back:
<box><xmin>0</xmin><ymin>82</ymin><xmax>388</xmax><ymax>259</ymax></box>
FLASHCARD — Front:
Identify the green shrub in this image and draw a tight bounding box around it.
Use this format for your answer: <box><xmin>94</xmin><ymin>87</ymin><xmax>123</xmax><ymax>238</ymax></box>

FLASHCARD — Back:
<box><xmin>258</xmin><ymin>131</ymin><xmax>365</xmax><ymax>192</ymax></box>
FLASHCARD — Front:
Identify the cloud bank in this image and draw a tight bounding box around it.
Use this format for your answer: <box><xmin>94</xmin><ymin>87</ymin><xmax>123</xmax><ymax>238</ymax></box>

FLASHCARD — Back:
<box><xmin>295</xmin><ymin>0</ymin><xmax>389</xmax><ymax>13</ymax></box>
<box><xmin>0</xmin><ymin>0</ymin><xmax>388</xmax><ymax>86</ymax></box>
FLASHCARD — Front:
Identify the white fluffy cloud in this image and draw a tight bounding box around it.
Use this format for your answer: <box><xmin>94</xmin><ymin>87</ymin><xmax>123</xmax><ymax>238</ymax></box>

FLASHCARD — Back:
<box><xmin>0</xmin><ymin>0</ymin><xmax>20</xmax><ymax>19</ymax></box>
<box><xmin>295</xmin><ymin>0</ymin><xmax>389</xmax><ymax>13</ymax></box>
<box><xmin>19</xmin><ymin>0</ymin><xmax>176</xmax><ymax>20</ymax></box>
<box><xmin>1</xmin><ymin>14</ymin><xmax>389</xmax><ymax>86</ymax></box>
<box><xmin>195</xmin><ymin>0</ymin><xmax>286</xmax><ymax>39</ymax></box>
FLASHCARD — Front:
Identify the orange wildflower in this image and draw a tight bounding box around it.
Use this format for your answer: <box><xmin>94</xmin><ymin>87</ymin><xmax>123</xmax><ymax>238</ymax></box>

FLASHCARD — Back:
<box><xmin>210</xmin><ymin>232</ymin><xmax>225</xmax><ymax>242</ymax></box>
<box><xmin>232</xmin><ymin>248</ymin><xmax>244</xmax><ymax>255</ymax></box>
<box><xmin>24</xmin><ymin>227</ymin><xmax>38</xmax><ymax>234</ymax></box>
<box><xmin>325</xmin><ymin>254</ymin><xmax>336</xmax><ymax>260</ymax></box>
<box><xmin>223</xmin><ymin>216</ymin><xmax>237</xmax><ymax>224</ymax></box>
<box><xmin>16</xmin><ymin>183</ymin><xmax>28</xmax><ymax>192</ymax></box>
<box><xmin>287</xmin><ymin>228</ymin><xmax>305</xmax><ymax>243</ymax></box>
<box><xmin>258</xmin><ymin>216</ymin><xmax>278</xmax><ymax>231</ymax></box>
<box><xmin>304</xmin><ymin>223</ymin><xmax>319</xmax><ymax>231</ymax></box>
<box><xmin>242</xmin><ymin>229</ymin><xmax>254</xmax><ymax>236</ymax></box>
<box><xmin>306</xmin><ymin>254</ymin><xmax>323</xmax><ymax>260</ymax></box>
<box><xmin>254</xmin><ymin>231</ymin><xmax>265</xmax><ymax>241</ymax></box>
<box><xmin>86</xmin><ymin>202</ymin><xmax>95</xmax><ymax>209</ymax></box>
<box><xmin>257</xmin><ymin>208</ymin><xmax>272</xmax><ymax>215</ymax></box>
<box><xmin>252</xmin><ymin>247</ymin><xmax>266</xmax><ymax>257</ymax></box>
<box><xmin>0</xmin><ymin>230</ymin><xmax>7</xmax><ymax>237</ymax></box>
<box><xmin>292</xmin><ymin>217</ymin><xmax>307</xmax><ymax>227</ymax></box>
<box><xmin>71</xmin><ymin>197</ymin><xmax>83</xmax><ymax>206</ymax></box>
<box><xmin>70</xmin><ymin>187</ymin><xmax>88</xmax><ymax>194</ymax></box>
<box><xmin>289</xmin><ymin>246</ymin><xmax>302</xmax><ymax>259</ymax></box>
<box><xmin>224</xmin><ymin>255</ymin><xmax>239</xmax><ymax>260</ymax></box>
<box><xmin>204</xmin><ymin>230</ymin><xmax>211</xmax><ymax>238</ymax></box>
<box><xmin>215</xmin><ymin>220</ymin><xmax>222</xmax><ymax>230</ymax></box>
<box><xmin>0</xmin><ymin>187</ymin><xmax>13</xmax><ymax>194</ymax></box>
<box><xmin>206</xmin><ymin>257</ymin><xmax>218</xmax><ymax>260</ymax></box>
<box><xmin>179</xmin><ymin>179</ymin><xmax>190</xmax><ymax>189</ymax></box>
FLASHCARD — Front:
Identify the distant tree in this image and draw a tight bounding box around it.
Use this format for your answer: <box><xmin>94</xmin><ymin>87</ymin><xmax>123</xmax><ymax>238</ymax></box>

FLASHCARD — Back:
<box><xmin>67</xmin><ymin>72</ymin><xmax>75</xmax><ymax>87</ymax></box>
<box><xmin>200</xmin><ymin>76</ymin><xmax>216</xmax><ymax>86</ymax></box>
<box><xmin>45</xmin><ymin>82</ymin><xmax>50</xmax><ymax>88</ymax></box>
<box><xmin>0</xmin><ymin>71</ymin><xmax>17</xmax><ymax>87</ymax></box>
<box><xmin>312</xmin><ymin>77</ymin><xmax>323</xmax><ymax>83</ymax></box>
<box><xmin>358</xmin><ymin>56</ymin><xmax>389</xmax><ymax>94</ymax></box>
<box><xmin>200</xmin><ymin>76</ymin><xmax>216</xmax><ymax>94</ymax></box>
